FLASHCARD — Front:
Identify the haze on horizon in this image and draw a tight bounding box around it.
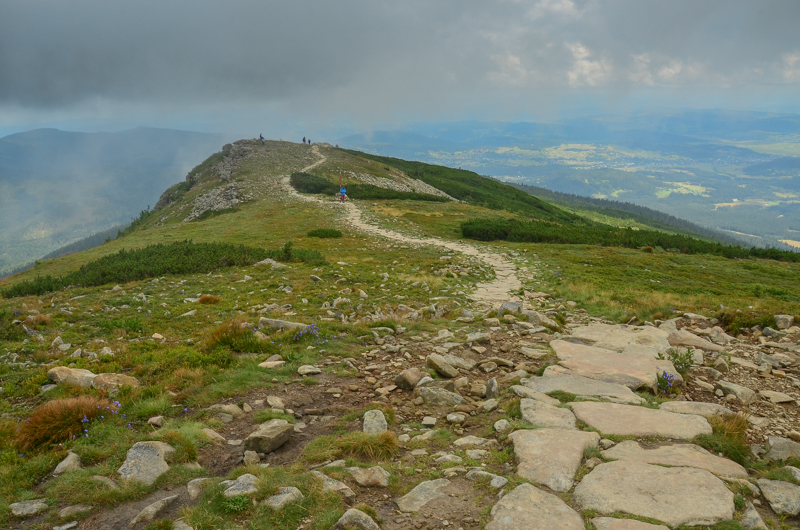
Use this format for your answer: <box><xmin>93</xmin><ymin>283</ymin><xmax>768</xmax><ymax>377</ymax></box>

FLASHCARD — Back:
<box><xmin>2</xmin><ymin>0</ymin><xmax>800</xmax><ymax>140</ymax></box>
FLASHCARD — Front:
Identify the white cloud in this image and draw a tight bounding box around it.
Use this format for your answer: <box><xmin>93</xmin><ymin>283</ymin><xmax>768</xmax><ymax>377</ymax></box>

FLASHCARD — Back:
<box><xmin>567</xmin><ymin>43</ymin><xmax>612</xmax><ymax>86</ymax></box>
<box><xmin>781</xmin><ymin>52</ymin><xmax>800</xmax><ymax>82</ymax></box>
<box><xmin>487</xmin><ymin>52</ymin><xmax>530</xmax><ymax>87</ymax></box>
<box><xmin>528</xmin><ymin>0</ymin><xmax>582</xmax><ymax>20</ymax></box>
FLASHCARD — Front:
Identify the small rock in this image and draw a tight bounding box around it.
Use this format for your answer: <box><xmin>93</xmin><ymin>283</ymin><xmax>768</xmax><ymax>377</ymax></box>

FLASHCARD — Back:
<box><xmin>348</xmin><ymin>466</ymin><xmax>390</xmax><ymax>487</ymax></box>
<box><xmin>311</xmin><ymin>470</ymin><xmax>356</xmax><ymax>499</ymax></box>
<box><xmin>363</xmin><ymin>409</ymin><xmax>388</xmax><ymax>434</ymax></box>
<box><xmin>10</xmin><ymin>499</ymin><xmax>48</xmax><ymax>517</ymax></box>
<box><xmin>187</xmin><ymin>477</ymin><xmax>211</xmax><ymax>500</ymax></box>
<box><xmin>298</xmin><ymin>365</ymin><xmax>321</xmax><ymax>376</ymax></box>
<box><xmin>243</xmin><ymin>419</ymin><xmax>294</xmax><ymax>453</ymax></box>
<box><xmin>243</xmin><ymin>451</ymin><xmax>260</xmax><ymax>465</ymax></box>
<box><xmin>494</xmin><ymin>419</ymin><xmax>512</xmax><ymax>432</ymax></box>
<box><xmin>117</xmin><ymin>441</ymin><xmax>175</xmax><ymax>485</ymax></box>
<box><xmin>757</xmin><ymin>479</ymin><xmax>800</xmax><ymax>516</ymax></box>
<box><xmin>222</xmin><ymin>473</ymin><xmax>259</xmax><ymax>497</ymax></box>
<box><xmin>53</xmin><ymin>451</ymin><xmax>81</xmax><ymax>474</ymax></box>
<box><xmin>395</xmin><ymin>478</ymin><xmax>450</xmax><ymax>512</ymax></box>
<box><xmin>427</xmin><ymin>354</ymin><xmax>459</xmax><ymax>378</ymax></box>
<box><xmin>57</xmin><ymin>504</ymin><xmax>92</xmax><ymax>518</ymax></box>
<box><xmin>262</xmin><ymin>486</ymin><xmax>304</xmax><ymax>510</ymax></box>
<box><xmin>147</xmin><ymin>416</ymin><xmax>164</xmax><ymax>428</ymax></box>
<box><xmin>129</xmin><ymin>495</ymin><xmax>179</xmax><ymax>526</ymax></box>
<box><xmin>394</xmin><ymin>367</ymin><xmax>423</xmax><ymax>390</ymax></box>
<box><xmin>331</xmin><ymin>508</ymin><xmax>381</xmax><ymax>530</ymax></box>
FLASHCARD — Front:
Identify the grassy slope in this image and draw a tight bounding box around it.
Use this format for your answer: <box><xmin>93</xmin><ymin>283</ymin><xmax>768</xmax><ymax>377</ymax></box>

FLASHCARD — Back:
<box><xmin>3</xmin><ymin>142</ymin><xmax>799</xmax><ymax>321</ymax></box>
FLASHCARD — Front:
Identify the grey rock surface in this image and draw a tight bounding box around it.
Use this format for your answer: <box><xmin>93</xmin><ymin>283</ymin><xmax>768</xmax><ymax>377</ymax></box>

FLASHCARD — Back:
<box><xmin>330</xmin><ymin>508</ymin><xmax>381</xmax><ymax>530</ymax></box>
<box><xmin>574</xmin><ymin>460</ymin><xmax>734</xmax><ymax>527</ymax></box>
<box><xmin>362</xmin><ymin>409</ymin><xmax>388</xmax><ymax>435</ymax></box>
<box><xmin>592</xmin><ymin>518</ymin><xmax>668</xmax><ymax>530</ymax></box>
<box><xmin>571</xmin><ymin>401</ymin><xmax>712</xmax><ymax>439</ymax></box>
<box><xmin>262</xmin><ymin>486</ymin><xmax>304</xmax><ymax>510</ymax></box>
<box><xmin>521</xmin><ymin>374</ymin><xmax>644</xmax><ymax>404</ymax></box>
<box><xmin>510</xmin><ymin>428</ymin><xmax>600</xmax><ymax>492</ymax></box>
<box><xmin>519</xmin><ymin>398</ymin><xmax>577</xmax><ymax>429</ymax></box>
<box><xmin>418</xmin><ymin>386</ymin><xmax>462</xmax><ymax>406</ymax></box>
<box><xmin>757</xmin><ymin>479</ymin><xmax>800</xmax><ymax>516</ymax></box>
<box><xmin>485</xmin><ymin>483</ymin><xmax>584</xmax><ymax>530</ymax></box>
<box><xmin>117</xmin><ymin>441</ymin><xmax>175</xmax><ymax>485</ymax></box>
<box><xmin>602</xmin><ymin>440</ymin><xmax>747</xmax><ymax>477</ymax></box>
<box><xmin>129</xmin><ymin>495</ymin><xmax>178</xmax><ymax>526</ymax></box>
<box><xmin>10</xmin><ymin>499</ymin><xmax>48</xmax><ymax>517</ymax></box>
<box><xmin>243</xmin><ymin>419</ymin><xmax>293</xmax><ymax>453</ymax></box>
<box><xmin>311</xmin><ymin>470</ymin><xmax>355</xmax><ymax>499</ymax></box>
<box><xmin>395</xmin><ymin>478</ymin><xmax>450</xmax><ymax>512</ymax></box>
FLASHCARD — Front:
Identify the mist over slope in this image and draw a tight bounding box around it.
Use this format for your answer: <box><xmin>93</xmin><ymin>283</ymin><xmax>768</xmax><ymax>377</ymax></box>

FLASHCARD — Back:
<box><xmin>0</xmin><ymin>127</ymin><xmax>226</xmax><ymax>274</ymax></box>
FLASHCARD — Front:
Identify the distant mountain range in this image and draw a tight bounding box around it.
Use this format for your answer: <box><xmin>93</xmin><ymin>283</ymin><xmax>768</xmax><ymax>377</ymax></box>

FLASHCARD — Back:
<box><xmin>0</xmin><ymin>127</ymin><xmax>227</xmax><ymax>274</ymax></box>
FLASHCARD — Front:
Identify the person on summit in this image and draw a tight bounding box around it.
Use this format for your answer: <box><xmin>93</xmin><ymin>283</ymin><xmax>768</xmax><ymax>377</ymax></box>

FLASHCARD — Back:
<box><xmin>259</xmin><ymin>133</ymin><xmax>264</xmax><ymax>145</ymax></box>
<box><xmin>302</xmin><ymin>137</ymin><xmax>306</xmax><ymax>144</ymax></box>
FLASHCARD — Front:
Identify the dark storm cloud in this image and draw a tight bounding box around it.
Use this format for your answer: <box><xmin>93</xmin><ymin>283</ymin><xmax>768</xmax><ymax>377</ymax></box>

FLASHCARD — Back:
<box><xmin>1</xmin><ymin>0</ymin><xmax>798</xmax><ymax>120</ymax></box>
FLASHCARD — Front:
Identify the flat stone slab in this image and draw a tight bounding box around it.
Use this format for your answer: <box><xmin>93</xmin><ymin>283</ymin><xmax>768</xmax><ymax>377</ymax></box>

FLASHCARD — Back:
<box><xmin>10</xmin><ymin>499</ymin><xmax>48</xmax><ymax>517</ymax></box>
<box><xmin>521</xmin><ymin>374</ymin><xmax>644</xmax><ymax>405</ymax></box>
<box><xmin>592</xmin><ymin>518</ymin><xmax>668</xmax><ymax>530</ymax></box>
<box><xmin>668</xmin><ymin>329</ymin><xmax>724</xmax><ymax>352</ymax></box>
<box><xmin>550</xmin><ymin>340</ymin><xmax>681</xmax><ymax>390</ymax></box>
<box><xmin>574</xmin><ymin>460</ymin><xmax>734</xmax><ymax>527</ymax></box>
<box><xmin>129</xmin><ymin>495</ymin><xmax>178</xmax><ymax>526</ymax></box>
<box><xmin>331</xmin><ymin>508</ymin><xmax>381</xmax><ymax>530</ymax></box>
<box><xmin>510</xmin><ymin>385</ymin><xmax>561</xmax><ymax>405</ymax></box>
<box><xmin>571</xmin><ymin>401</ymin><xmax>712</xmax><ymax>439</ymax></box>
<box><xmin>765</xmin><ymin>436</ymin><xmax>800</xmax><ymax>461</ymax></box>
<box><xmin>263</xmin><ymin>486</ymin><xmax>304</xmax><ymax>510</ymax></box>
<box><xmin>520</xmin><ymin>398</ymin><xmax>577</xmax><ymax>429</ymax></box>
<box><xmin>117</xmin><ymin>441</ymin><xmax>175</xmax><ymax>485</ymax></box>
<box><xmin>258</xmin><ymin>317</ymin><xmax>306</xmax><ymax>330</ymax></box>
<box><xmin>603</xmin><ymin>440</ymin><xmax>747</xmax><ymax>477</ymax></box>
<box><xmin>396</xmin><ymin>478</ymin><xmax>450</xmax><ymax>512</ymax></box>
<box><xmin>510</xmin><ymin>428</ymin><xmax>600</xmax><ymax>492</ymax></box>
<box><xmin>485</xmin><ymin>483</ymin><xmax>584</xmax><ymax>530</ymax></box>
<box><xmin>659</xmin><ymin>401</ymin><xmax>733</xmax><ymax>419</ymax></box>
<box><xmin>757</xmin><ymin>479</ymin><xmax>800</xmax><ymax>516</ymax></box>
<box><xmin>567</xmin><ymin>324</ymin><xmax>671</xmax><ymax>352</ymax></box>
<box><xmin>311</xmin><ymin>470</ymin><xmax>355</xmax><ymax>499</ymax></box>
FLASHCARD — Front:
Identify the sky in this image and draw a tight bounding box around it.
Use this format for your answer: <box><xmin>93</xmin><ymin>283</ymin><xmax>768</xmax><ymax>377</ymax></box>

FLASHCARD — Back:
<box><xmin>1</xmin><ymin>0</ymin><xmax>799</xmax><ymax>140</ymax></box>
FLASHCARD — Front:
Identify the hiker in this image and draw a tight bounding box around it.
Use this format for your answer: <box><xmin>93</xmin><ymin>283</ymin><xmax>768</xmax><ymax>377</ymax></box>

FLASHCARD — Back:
<box><xmin>302</xmin><ymin>137</ymin><xmax>306</xmax><ymax>144</ymax></box>
<box><xmin>339</xmin><ymin>186</ymin><xmax>347</xmax><ymax>202</ymax></box>
<box><xmin>259</xmin><ymin>134</ymin><xmax>264</xmax><ymax>145</ymax></box>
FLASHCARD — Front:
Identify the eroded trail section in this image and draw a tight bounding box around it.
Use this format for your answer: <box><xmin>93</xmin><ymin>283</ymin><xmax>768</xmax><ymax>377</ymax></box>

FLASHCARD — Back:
<box><xmin>282</xmin><ymin>147</ymin><xmax>521</xmax><ymax>308</ymax></box>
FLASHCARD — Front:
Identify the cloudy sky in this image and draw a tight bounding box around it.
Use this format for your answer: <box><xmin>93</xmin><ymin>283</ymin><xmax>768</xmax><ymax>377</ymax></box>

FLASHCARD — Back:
<box><xmin>2</xmin><ymin>0</ymin><xmax>799</xmax><ymax>138</ymax></box>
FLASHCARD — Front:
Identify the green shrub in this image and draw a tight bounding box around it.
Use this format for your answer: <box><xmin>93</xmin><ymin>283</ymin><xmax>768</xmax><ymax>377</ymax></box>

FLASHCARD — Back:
<box><xmin>0</xmin><ymin>309</ymin><xmax>25</xmax><ymax>341</ymax></box>
<box><xmin>656</xmin><ymin>348</ymin><xmax>695</xmax><ymax>376</ymax></box>
<box><xmin>289</xmin><ymin>172</ymin><xmax>448</xmax><ymax>202</ymax></box>
<box><xmin>1</xmin><ymin>240</ymin><xmax>326</xmax><ymax>298</ymax></box>
<box><xmin>461</xmin><ymin>218</ymin><xmax>800</xmax><ymax>262</ymax></box>
<box><xmin>307</xmin><ymin>228</ymin><xmax>343</xmax><ymax>238</ymax></box>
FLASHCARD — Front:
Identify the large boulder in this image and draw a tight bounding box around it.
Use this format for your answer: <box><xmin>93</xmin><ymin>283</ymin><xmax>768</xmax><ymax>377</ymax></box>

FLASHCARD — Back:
<box><xmin>47</xmin><ymin>366</ymin><xmax>96</xmax><ymax>388</ymax></box>
<box><xmin>91</xmin><ymin>373</ymin><xmax>140</xmax><ymax>390</ymax></box>
<box><xmin>117</xmin><ymin>441</ymin><xmax>175</xmax><ymax>485</ymax></box>
<box><xmin>757</xmin><ymin>479</ymin><xmax>800</xmax><ymax>516</ymax></box>
<box><xmin>243</xmin><ymin>419</ymin><xmax>293</xmax><ymax>453</ymax></box>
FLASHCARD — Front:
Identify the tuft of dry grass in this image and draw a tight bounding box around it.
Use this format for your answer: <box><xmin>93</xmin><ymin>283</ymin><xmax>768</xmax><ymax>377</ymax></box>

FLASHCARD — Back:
<box><xmin>302</xmin><ymin>431</ymin><xmax>400</xmax><ymax>463</ymax></box>
<box><xmin>16</xmin><ymin>395</ymin><xmax>114</xmax><ymax>451</ymax></box>
<box><xmin>198</xmin><ymin>294</ymin><xmax>221</xmax><ymax>305</ymax></box>
<box><xmin>27</xmin><ymin>314</ymin><xmax>51</xmax><ymax>327</ymax></box>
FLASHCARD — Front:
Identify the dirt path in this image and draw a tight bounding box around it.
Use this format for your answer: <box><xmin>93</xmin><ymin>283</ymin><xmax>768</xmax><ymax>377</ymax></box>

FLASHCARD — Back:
<box><xmin>282</xmin><ymin>147</ymin><xmax>521</xmax><ymax>308</ymax></box>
